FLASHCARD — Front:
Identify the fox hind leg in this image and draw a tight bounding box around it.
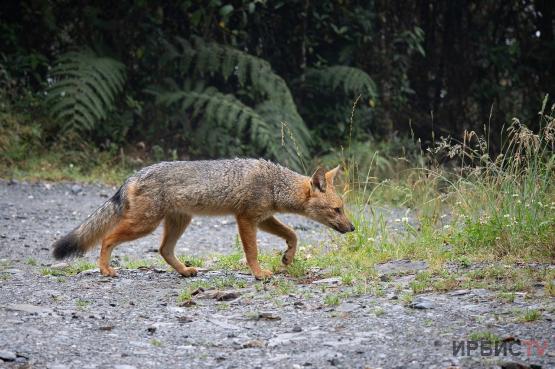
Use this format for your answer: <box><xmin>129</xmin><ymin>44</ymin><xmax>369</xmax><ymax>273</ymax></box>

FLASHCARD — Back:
<box><xmin>258</xmin><ymin>216</ymin><xmax>298</xmax><ymax>266</ymax></box>
<box><xmin>99</xmin><ymin>217</ymin><xmax>161</xmax><ymax>277</ymax></box>
<box><xmin>160</xmin><ymin>214</ymin><xmax>197</xmax><ymax>277</ymax></box>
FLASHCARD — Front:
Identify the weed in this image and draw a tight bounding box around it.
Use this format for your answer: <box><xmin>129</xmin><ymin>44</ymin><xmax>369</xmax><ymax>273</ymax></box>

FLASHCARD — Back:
<box><xmin>468</xmin><ymin>331</ymin><xmax>501</xmax><ymax>344</ymax></box>
<box><xmin>75</xmin><ymin>299</ymin><xmax>90</xmax><ymax>310</ymax></box>
<box><xmin>26</xmin><ymin>258</ymin><xmax>37</xmax><ymax>266</ymax></box>
<box><xmin>400</xmin><ymin>292</ymin><xmax>414</xmax><ymax>305</ymax></box>
<box><xmin>497</xmin><ymin>292</ymin><xmax>516</xmax><ymax>303</ymax></box>
<box><xmin>41</xmin><ymin>260</ymin><xmax>96</xmax><ymax>276</ymax></box>
<box><xmin>177</xmin><ymin>255</ymin><xmax>204</xmax><ymax>268</ymax></box>
<box><xmin>324</xmin><ymin>293</ymin><xmax>341</xmax><ymax>306</ymax></box>
<box><xmin>518</xmin><ymin>309</ymin><xmax>541</xmax><ymax>322</ymax></box>
<box><xmin>150</xmin><ymin>339</ymin><xmax>162</xmax><ymax>347</ymax></box>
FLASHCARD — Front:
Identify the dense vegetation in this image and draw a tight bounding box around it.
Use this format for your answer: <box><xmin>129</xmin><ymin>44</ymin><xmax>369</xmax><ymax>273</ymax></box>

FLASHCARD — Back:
<box><xmin>1</xmin><ymin>0</ymin><xmax>553</xmax><ymax>174</ymax></box>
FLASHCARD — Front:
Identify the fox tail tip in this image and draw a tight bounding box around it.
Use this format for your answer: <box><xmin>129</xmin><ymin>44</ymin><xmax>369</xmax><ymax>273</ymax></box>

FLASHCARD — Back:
<box><xmin>52</xmin><ymin>232</ymin><xmax>83</xmax><ymax>260</ymax></box>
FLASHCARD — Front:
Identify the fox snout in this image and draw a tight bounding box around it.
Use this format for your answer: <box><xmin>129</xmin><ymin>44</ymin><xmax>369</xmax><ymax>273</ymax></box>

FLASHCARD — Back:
<box><xmin>332</xmin><ymin>219</ymin><xmax>355</xmax><ymax>234</ymax></box>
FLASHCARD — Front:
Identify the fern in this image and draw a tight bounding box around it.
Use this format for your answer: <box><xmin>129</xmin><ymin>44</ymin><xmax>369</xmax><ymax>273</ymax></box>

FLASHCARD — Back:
<box><xmin>303</xmin><ymin>65</ymin><xmax>378</xmax><ymax>99</ymax></box>
<box><xmin>160</xmin><ymin>37</ymin><xmax>310</xmax><ymax>162</ymax></box>
<box><xmin>46</xmin><ymin>50</ymin><xmax>126</xmax><ymax>132</ymax></box>
<box><xmin>148</xmin><ymin>83</ymin><xmax>272</xmax><ymax>152</ymax></box>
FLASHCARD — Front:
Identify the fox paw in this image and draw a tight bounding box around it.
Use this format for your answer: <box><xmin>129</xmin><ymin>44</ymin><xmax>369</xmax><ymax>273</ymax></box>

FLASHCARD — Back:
<box><xmin>282</xmin><ymin>251</ymin><xmax>295</xmax><ymax>266</ymax></box>
<box><xmin>253</xmin><ymin>269</ymin><xmax>273</xmax><ymax>280</ymax></box>
<box><xmin>100</xmin><ymin>266</ymin><xmax>118</xmax><ymax>277</ymax></box>
<box><xmin>178</xmin><ymin>267</ymin><xmax>198</xmax><ymax>277</ymax></box>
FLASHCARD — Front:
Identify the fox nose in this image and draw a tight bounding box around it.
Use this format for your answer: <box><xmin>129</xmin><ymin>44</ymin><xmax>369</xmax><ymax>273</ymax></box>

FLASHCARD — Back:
<box><xmin>349</xmin><ymin>223</ymin><xmax>355</xmax><ymax>232</ymax></box>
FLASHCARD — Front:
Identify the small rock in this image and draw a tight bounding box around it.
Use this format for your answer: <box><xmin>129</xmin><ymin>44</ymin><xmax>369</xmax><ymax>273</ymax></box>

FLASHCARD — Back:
<box><xmin>376</xmin><ymin>259</ymin><xmax>428</xmax><ymax>276</ymax></box>
<box><xmin>408</xmin><ymin>297</ymin><xmax>434</xmax><ymax>309</ymax></box>
<box><xmin>200</xmin><ymin>290</ymin><xmax>241</xmax><ymax>301</ymax></box>
<box><xmin>0</xmin><ymin>350</ymin><xmax>16</xmax><ymax>361</ymax></box>
<box><xmin>146</xmin><ymin>326</ymin><xmax>156</xmax><ymax>334</ymax></box>
<box><xmin>449</xmin><ymin>289</ymin><xmax>471</xmax><ymax>296</ymax></box>
<box><xmin>3</xmin><ymin>268</ymin><xmax>22</xmax><ymax>274</ymax></box>
<box><xmin>99</xmin><ymin>326</ymin><xmax>113</xmax><ymax>331</ymax></box>
<box><xmin>336</xmin><ymin>302</ymin><xmax>359</xmax><ymax>313</ymax></box>
<box><xmin>5</xmin><ymin>303</ymin><xmax>52</xmax><ymax>315</ymax></box>
<box><xmin>47</xmin><ymin>364</ymin><xmax>70</xmax><ymax>369</ymax></box>
<box><xmin>312</xmin><ymin>277</ymin><xmax>341</xmax><ymax>285</ymax></box>
<box><xmin>51</xmin><ymin>262</ymin><xmax>69</xmax><ymax>269</ymax></box>
<box><xmin>257</xmin><ymin>312</ymin><xmax>281</xmax><ymax>321</ymax></box>
<box><xmin>292</xmin><ymin>325</ymin><xmax>302</xmax><ymax>332</ymax></box>
<box><xmin>328</xmin><ymin>357</ymin><xmax>340</xmax><ymax>366</ymax></box>
<box><xmin>179</xmin><ymin>300</ymin><xmax>196</xmax><ymax>307</ymax></box>
<box><xmin>70</xmin><ymin>184</ymin><xmax>83</xmax><ymax>194</ymax></box>
<box><xmin>242</xmin><ymin>339</ymin><xmax>266</xmax><ymax>348</ymax></box>
<box><xmin>177</xmin><ymin>316</ymin><xmax>193</xmax><ymax>323</ymax></box>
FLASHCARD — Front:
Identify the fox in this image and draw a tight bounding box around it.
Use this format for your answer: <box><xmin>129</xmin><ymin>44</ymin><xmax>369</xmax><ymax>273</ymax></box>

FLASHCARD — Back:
<box><xmin>52</xmin><ymin>159</ymin><xmax>355</xmax><ymax>279</ymax></box>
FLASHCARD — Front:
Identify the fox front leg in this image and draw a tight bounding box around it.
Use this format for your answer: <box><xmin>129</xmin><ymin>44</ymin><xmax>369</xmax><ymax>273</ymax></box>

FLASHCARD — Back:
<box><xmin>236</xmin><ymin>215</ymin><xmax>273</xmax><ymax>280</ymax></box>
<box><xmin>258</xmin><ymin>216</ymin><xmax>297</xmax><ymax>266</ymax></box>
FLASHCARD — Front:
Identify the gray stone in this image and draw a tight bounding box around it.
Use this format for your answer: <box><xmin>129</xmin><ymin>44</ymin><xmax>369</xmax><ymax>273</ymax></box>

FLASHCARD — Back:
<box><xmin>336</xmin><ymin>302</ymin><xmax>359</xmax><ymax>313</ymax></box>
<box><xmin>409</xmin><ymin>297</ymin><xmax>434</xmax><ymax>309</ymax></box>
<box><xmin>312</xmin><ymin>277</ymin><xmax>342</xmax><ymax>285</ymax></box>
<box><xmin>5</xmin><ymin>303</ymin><xmax>53</xmax><ymax>315</ymax></box>
<box><xmin>376</xmin><ymin>259</ymin><xmax>428</xmax><ymax>275</ymax></box>
<box><xmin>0</xmin><ymin>350</ymin><xmax>16</xmax><ymax>361</ymax></box>
<box><xmin>70</xmin><ymin>184</ymin><xmax>83</xmax><ymax>194</ymax></box>
<box><xmin>449</xmin><ymin>289</ymin><xmax>471</xmax><ymax>296</ymax></box>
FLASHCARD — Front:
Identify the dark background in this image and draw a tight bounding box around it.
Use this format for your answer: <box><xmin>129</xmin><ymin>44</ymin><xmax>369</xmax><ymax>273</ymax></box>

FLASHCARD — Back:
<box><xmin>1</xmin><ymin>0</ymin><xmax>554</xmax><ymax>170</ymax></box>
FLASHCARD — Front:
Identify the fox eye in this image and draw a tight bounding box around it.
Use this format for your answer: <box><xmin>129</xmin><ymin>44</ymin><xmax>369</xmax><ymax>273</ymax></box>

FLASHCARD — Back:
<box><xmin>334</xmin><ymin>207</ymin><xmax>342</xmax><ymax>214</ymax></box>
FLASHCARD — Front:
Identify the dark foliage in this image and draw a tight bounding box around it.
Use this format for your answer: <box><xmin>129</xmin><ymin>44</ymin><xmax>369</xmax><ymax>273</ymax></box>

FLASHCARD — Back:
<box><xmin>0</xmin><ymin>0</ymin><xmax>553</xmax><ymax>168</ymax></box>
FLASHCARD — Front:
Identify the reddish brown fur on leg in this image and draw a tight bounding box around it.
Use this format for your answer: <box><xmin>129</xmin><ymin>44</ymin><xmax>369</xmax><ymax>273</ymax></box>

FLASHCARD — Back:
<box><xmin>236</xmin><ymin>215</ymin><xmax>272</xmax><ymax>279</ymax></box>
<box><xmin>160</xmin><ymin>214</ymin><xmax>197</xmax><ymax>277</ymax></box>
<box><xmin>258</xmin><ymin>216</ymin><xmax>297</xmax><ymax>265</ymax></box>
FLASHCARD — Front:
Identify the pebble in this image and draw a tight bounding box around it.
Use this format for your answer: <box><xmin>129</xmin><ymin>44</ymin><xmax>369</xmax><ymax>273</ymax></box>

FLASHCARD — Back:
<box><xmin>409</xmin><ymin>297</ymin><xmax>434</xmax><ymax>309</ymax></box>
<box><xmin>336</xmin><ymin>302</ymin><xmax>359</xmax><ymax>313</ymax></box>
<box><xmin>6</xmin><ymin>303</ymin><xmax>53</xmax><ymax>315</ymax></box>
<box><xmin>312</xmin><ymin>277</ymin><xmax>342</xmax><ymax>285</ymax></box>
<box><xmin>0</xmin><ymin>350</ymin><xmax>16</xmax><ymax>361</ymax></box>
<box><xmin>70</xmin><ymin>184</ymin><xmax>83</xmax><ymax>194</ymax></box>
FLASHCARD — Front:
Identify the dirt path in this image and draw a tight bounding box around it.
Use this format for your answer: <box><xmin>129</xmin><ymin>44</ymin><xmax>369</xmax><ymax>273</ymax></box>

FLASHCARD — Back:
<box><xmin>0</xmin><ymin>180</ymin><xmax>553</xmax><ymax>369</ymax></box>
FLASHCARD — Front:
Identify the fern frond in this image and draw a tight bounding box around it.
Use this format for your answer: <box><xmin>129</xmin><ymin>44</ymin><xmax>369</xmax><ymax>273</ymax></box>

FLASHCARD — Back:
<box><xmin>46</xmin><ymin>50</ymin><xmax>126</xmax><ymax>132</ymax></box>
<box><xmin>303</xmin><ymin>66</ymin><xmax>378</xmax><ymax>99</ymax></box>
<box><xmin>149</xmin><ymin>83</ymin><xmax>273</xmax><ymax>154</ymax></box>
<box><xmin>159</xmin><ymin>37</ymin><xmax>310</xmax><ymax>165</ymax></box>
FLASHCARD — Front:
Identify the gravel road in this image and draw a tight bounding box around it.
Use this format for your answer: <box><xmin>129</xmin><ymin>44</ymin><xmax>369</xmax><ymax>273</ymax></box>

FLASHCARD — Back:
<box><xmin>0</xmin><ymin>180</ymin><xmax>553</xmax><ymax>369</ymax></box>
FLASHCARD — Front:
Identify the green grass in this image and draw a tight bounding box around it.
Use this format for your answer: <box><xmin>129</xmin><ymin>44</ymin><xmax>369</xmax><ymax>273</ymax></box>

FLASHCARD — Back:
<box><xmin>177</xmin><ymin>255</ymin><xmax>205</xmax><ymax>268</ymax></box>
<box><xmin>150</xmin><ymin>339</ymin><xmax>162</xmax><ymax>347</ymax></box>
<box><xmin>41</xmin><ymin>260</ymin><xmax>96</xmax><ymax>277</ymax></box>
<box><xmin>75</xmin><ymin>299</ymin><xmax>90</xmax><ymax>310</ymax></box>
<box><xmin>468</xmin><ymin>331</ymin><xmax>502</xmax><ymax>344</ymax></box>
<box><xmin>324</xmin><ymin>293</ymin><xmax>341</xmax><ymax>306</ymax></box>
<box><xmin>517</xmin><ymin>309</ymin><xmax>542</xmax><ymax>322</ymax></box>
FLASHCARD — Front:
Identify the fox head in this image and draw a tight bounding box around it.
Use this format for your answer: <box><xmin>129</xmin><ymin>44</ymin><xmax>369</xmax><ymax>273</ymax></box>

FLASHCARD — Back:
<box><xmin>303</xmin><ymin>166</ymin><xmax>355</xmax><ymax>234</ymax></box>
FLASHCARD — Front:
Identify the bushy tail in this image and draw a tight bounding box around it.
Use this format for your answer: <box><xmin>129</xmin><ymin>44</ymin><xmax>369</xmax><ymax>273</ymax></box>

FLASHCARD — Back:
<box><xmin>52</xmin><ymin>186</ymin><xmax>125</xmax><ymax>259</ymax></box>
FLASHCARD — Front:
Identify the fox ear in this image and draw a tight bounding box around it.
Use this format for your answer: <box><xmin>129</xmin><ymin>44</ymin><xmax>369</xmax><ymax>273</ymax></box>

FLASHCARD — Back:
<box><xmin>310</xmin><ymin>167</ymin><xmax>327</xmax><ymax>193</ymax></box>
<box><xmin>325</xmin><ymin>165</ymin><xmax>341</xmax><ymax>187</ymax></box>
